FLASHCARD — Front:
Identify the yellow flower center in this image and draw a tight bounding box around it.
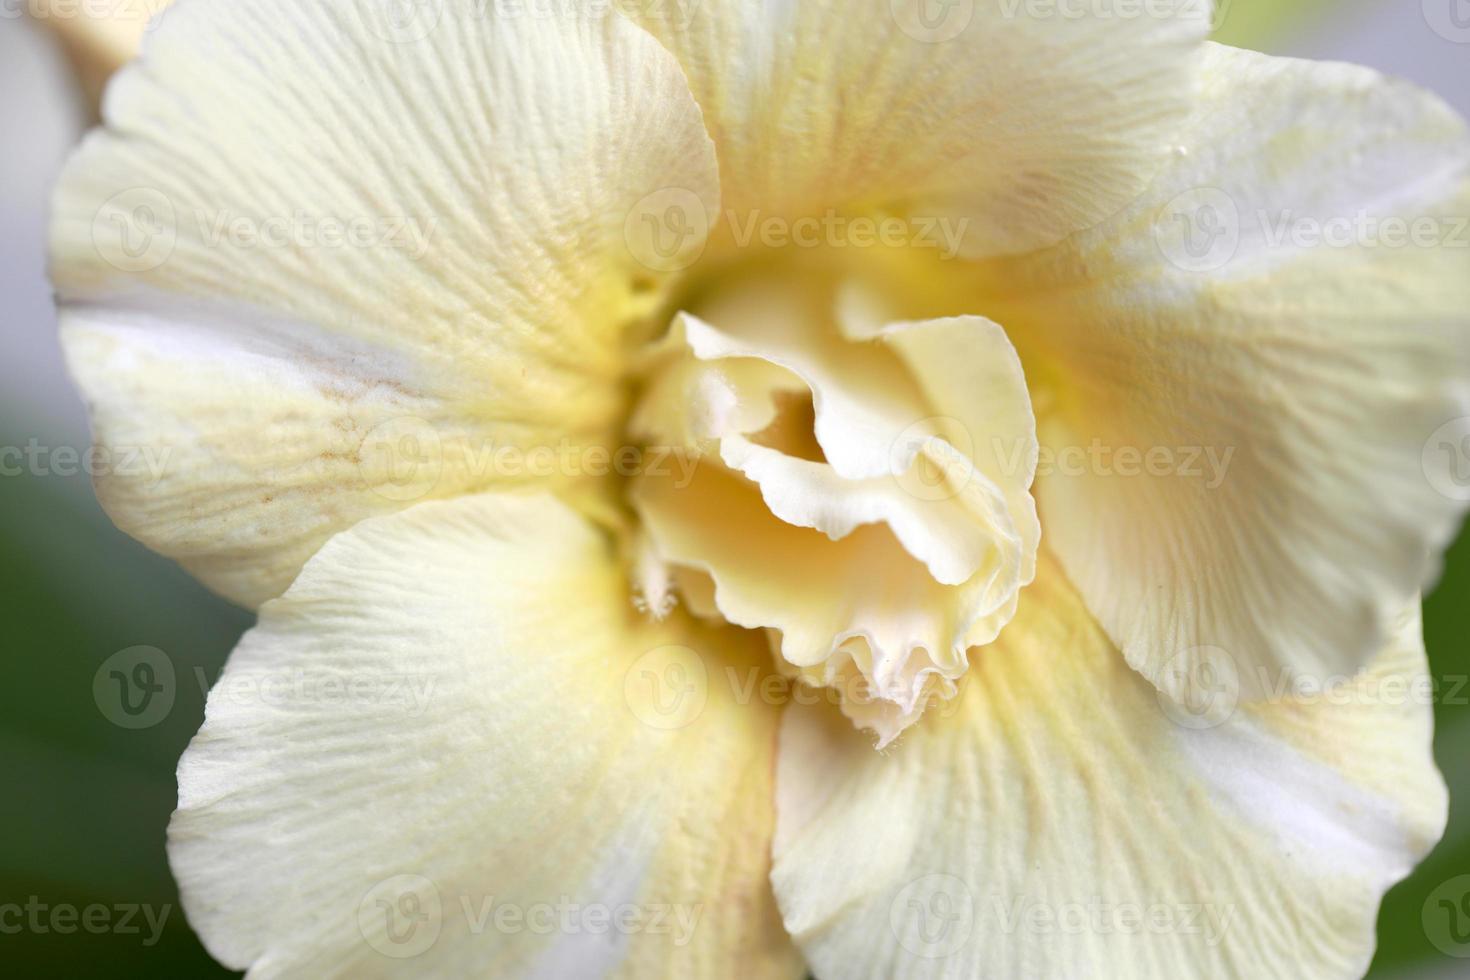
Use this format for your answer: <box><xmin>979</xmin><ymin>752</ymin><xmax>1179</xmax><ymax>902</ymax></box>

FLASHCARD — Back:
<box><xmin>618</xmin><ymin>234</ymin><xmax>1041</xmax><ymax>745</ymax></box>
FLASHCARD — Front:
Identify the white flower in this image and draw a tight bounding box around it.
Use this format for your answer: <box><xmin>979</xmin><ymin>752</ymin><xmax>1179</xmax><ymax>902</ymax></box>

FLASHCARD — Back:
<box><xmin>50</xmin><ymin>0</ymin><xmax>1470</xmax><ymax>976</ymax></box>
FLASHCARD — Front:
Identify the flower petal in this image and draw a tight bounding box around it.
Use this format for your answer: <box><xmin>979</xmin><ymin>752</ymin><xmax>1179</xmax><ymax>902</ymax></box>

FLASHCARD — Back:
<box><xmin>672</xmin><ymin>305</ymin><xmax>1034</xmax><ymax>586</ymax></box>
<box><xmin>982</xmin><ymin>43</ymin><xmax>1470</xmax><ymax>704</ymax></box>
<box><xmin>772</xmin><ymin>552</ymin><xmax>1446</xmax><ymax>979</ymax></box>
<box><xmin>169</xmin><ymin>493</ymin><xmax>801</xmax><ymax>979</ymax></box>
<box><xmin>31</xmin><ymin>0</ymin><xmax>159</xmax><ymax>109</ymax></box>
<box><xmin>52</xmin><ymin>0</ymin><xmax>721</xmax><ymax>607</ymax></box>
<box><xmin>629</xmin><ymin>0</ymin><xmax>1208</xmax><ymax>255</ymax></box>
<box><xmin>630</xmin><ymin>291</ymin><xmax>1038</xmax><ymax>744</ymax></box>
<box><xmin>636</xmin><ymin>457</ymin><xmax>1026</xmax><ymax>748</ymax></box>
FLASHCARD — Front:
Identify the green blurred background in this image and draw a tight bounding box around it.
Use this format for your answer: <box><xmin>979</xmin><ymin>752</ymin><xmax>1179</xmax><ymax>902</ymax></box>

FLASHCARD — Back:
<box><xmin>0</xmin><ymin>1</ymin><xmax>1466</xmax><ymax>976</ymax></box>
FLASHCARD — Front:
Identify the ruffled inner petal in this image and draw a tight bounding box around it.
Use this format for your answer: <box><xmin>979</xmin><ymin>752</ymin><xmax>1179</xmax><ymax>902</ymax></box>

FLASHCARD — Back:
<box><xmin>630</xmin><ymin>277</ymin><xmax>1039</xmax><ymax>745</ymax></box>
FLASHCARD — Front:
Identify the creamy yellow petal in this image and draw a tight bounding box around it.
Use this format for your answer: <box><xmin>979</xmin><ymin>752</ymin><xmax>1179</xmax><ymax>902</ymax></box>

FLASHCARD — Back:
<box><xmin>30</xmin><ymin>0</ymin><xmax>159</xmax><ymax>104</ymax></box>
<box><xmin>630</xmin><ymin>284</ymin><xmax>1038</xmax><ymax>744</ymax></box>
<box><xmin>772</xmin><ymin>552</ymin><xmax>1446</xmax><ymax>979</ymax></box>
<box><xmin>840</xmin><ymin>307</ymin><xmax>1042</xmax><ymax>586</ymax></box>
<box><xmin>982</xmin><ymin>43</ymin><xmax>1470</xmax><ymax>704</ymax></box>
<box><xmin>629</xmin><ymin>0</ymin><xmax>1208</xmax><ymax>255</ymax></box>
<box><xmin>675</xmin><ymin>310</ymin><xmax>1024</xmax><ymax>587</ymax></box>
<box><xmin>640</xmin><ymin>276</ymin><xmax>1039</xmax><ymax>597</ymax></box>
<box><xmin>52</xmin><ymin>0</ymin><xmax>721</xmax><ymax>607</ymax></box>
<box><xmin>635</xmin><ymin>460</ymin><xmax>1016</xmax><ymax>748</ymax></box>
<box><xmin>169</xmin><ymin>493</ymin><xmax>801</xmax><ymax>979</ymax></box>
